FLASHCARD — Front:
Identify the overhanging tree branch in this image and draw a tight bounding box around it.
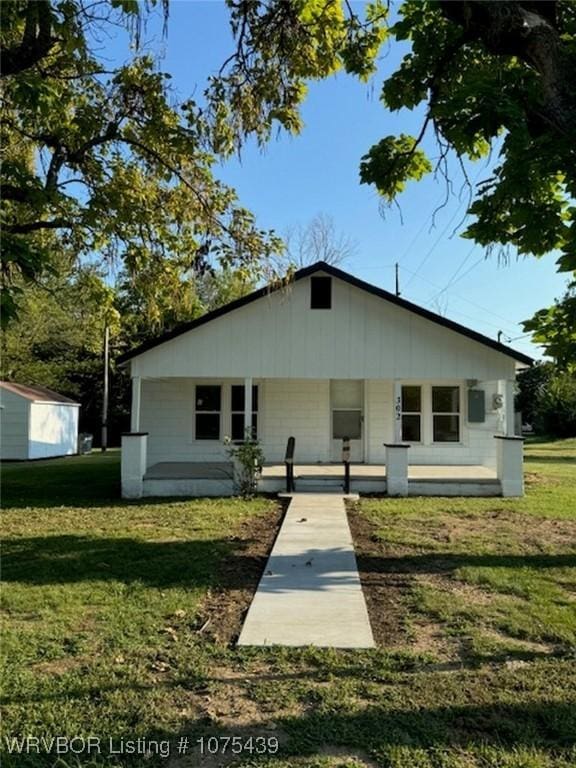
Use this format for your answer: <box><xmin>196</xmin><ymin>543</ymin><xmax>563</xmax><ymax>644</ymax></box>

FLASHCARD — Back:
<box><xmin>0</xmin><ymin>0</ymin><xmax>56</xmax><ymax>77</ymax></box>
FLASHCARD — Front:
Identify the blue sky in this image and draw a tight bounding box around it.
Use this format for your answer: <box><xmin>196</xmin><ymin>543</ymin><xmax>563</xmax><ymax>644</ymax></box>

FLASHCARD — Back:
<box><xmin>106</xmin><ymin>1</ymin><xmax>568</xmax><ymax>360</ymax></box>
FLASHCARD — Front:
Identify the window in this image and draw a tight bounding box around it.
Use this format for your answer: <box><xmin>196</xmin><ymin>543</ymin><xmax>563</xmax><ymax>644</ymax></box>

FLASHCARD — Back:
<box><xmin>195</xmin><ymin>385</ymin><xmax>221</xmax><ymax>440</ymax></box>
<box><xmin>231</xmin><ymin>385</ymin><xmax>258</xmax><ymax>441</ymax></box>
<box><xmin>401</xmin><ymin>386</ymin><xmax>421</xmax><ymax>442</ymax></box>
<box><xmin>310</xmin><ymin>276</ymin><xmax>332</xmax><ymax>309</ymax></box>
<box><xmin>432</xmin><ymin>386</ymin><xmax>460</xmax><ymax>442</ymax></box>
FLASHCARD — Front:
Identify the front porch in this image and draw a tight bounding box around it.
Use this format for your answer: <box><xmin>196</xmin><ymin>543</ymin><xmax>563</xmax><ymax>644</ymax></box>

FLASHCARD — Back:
<box><xmin>120</xmin><ymin>374</ymin><xmax>525</xmax><ymax>499</ymax></box>
<box><xmin>135</xmin><ymin>458</ymin><xmax>503</xmax><ymax>497</ymax></box>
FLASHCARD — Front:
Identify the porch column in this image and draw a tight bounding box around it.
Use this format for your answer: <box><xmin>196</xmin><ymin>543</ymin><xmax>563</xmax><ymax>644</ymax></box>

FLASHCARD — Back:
<box><xmin>505</xmin><ymin>379</ymin><xmax>516</xmax><ymax>436</ymax></box>
<box><xmin>121</xmin><ymin>432</ymin><xmax>148</xmax><ymax>498</ymax></box>
<box><xmin>385</xmin><ymin>443</ymin><xmax>409</xmax><ymax>497</ymax></box>
<box><xmin>393</xmin><ymin>380</ymin><xmax>402</xmax><ymax>442</ymax></box>
<box><xmin>131</xmin><ymin>376</ymin><xmax>142</xmax><ymax>432</ymax></box>
<box><xmin>244</xmin><ymin>377</ymin><xmax>253</xmax><ymax>438</ymax></box>
<box><xmin>495</xmin><ymin>435</ymin><xmax>524</xmax><ymax>497</ymax></box>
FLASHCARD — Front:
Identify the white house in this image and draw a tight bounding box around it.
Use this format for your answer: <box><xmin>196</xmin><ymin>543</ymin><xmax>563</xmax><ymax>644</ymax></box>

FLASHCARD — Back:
<box><xmin>0</xmin><ymin>382</ymin><xmax>80</xmax><ymax>460</ymax></box>
<box><xmin>118</xmin><ymin>262</ymin><xmax>531</xmax><ymax>498</ymax></box>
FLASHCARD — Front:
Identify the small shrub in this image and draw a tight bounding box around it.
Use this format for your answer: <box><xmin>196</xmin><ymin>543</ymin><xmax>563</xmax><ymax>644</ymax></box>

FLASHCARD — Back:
<box><xmin>224</xmin><ymin>429</ymin><xmax>265</xmax><ymax>497</ymax></box>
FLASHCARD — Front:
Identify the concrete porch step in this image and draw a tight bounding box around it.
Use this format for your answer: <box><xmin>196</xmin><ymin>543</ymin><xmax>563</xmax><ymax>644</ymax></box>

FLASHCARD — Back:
<box><xmin>295</xmin><ymin>479</ymin><xmax>346</xmax><ymax>493</ymax></box>
<box><xmin>294</xmin><ymin>486</ymin><xmax>346</xmax><ymax>494</ymax></box>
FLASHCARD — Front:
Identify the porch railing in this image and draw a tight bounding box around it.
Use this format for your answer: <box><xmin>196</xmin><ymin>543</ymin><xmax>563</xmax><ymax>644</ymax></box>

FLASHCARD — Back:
<box><xmin>285</xmin><ymin>436</ymin><xmax>295</xmax><ymax>492</ymax></box>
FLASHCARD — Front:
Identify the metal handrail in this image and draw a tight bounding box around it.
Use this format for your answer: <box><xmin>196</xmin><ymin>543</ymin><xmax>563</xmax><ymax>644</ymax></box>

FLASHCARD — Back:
<box><xmin>285</xmin><ymin>436</ymin><xmax>295</xmax><ymax>492</ymax></box>
<box><xmin>342</xmin><ymin>437</ymin><xmax>351</xmax><ymax>494</ymax></box>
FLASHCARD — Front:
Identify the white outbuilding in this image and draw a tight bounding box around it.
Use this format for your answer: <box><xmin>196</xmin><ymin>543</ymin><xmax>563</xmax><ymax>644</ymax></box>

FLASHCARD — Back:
<box><xmin>0</xmin><ymin>382</ymin><xmax>80</xmax><ymax>460</ymax></box>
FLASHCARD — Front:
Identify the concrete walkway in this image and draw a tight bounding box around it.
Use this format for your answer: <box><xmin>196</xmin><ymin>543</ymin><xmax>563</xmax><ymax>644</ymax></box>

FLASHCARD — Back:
<box><xmin>237</xmin><ymin>494</ymin><xmax>375</xmax><ymax>648</ymax></box>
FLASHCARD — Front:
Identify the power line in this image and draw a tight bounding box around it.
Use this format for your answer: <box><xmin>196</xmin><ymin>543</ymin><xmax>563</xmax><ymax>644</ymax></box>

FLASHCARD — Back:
<box><xmin>399</xmin><ymin>266</ymin><xmax>522</xmax><ymax>333</ymax></box>
<box><xmin>403</xmin><ymin>201</ymin><xmax>470</xmax><ymax>291</ymax></box>
<box><xmin>429</xmin><ymin>243</ymin><xmax>478</xmax><ymax>300</ymax></box>
<box><xmin>360</xmin><ymin>259</ymin><xmax>526</xmax><ymax>338</ymax></box>
<box><xmin>394</xmin><ymin>192</ymin><xmax>449</xmax><ymax>265</ymax></box>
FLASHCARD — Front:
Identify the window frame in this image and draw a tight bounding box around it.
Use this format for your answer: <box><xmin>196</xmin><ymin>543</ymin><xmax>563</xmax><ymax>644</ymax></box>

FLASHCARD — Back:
<box><xmin>400</xmin><ymin>385</ymin><xmax>422</xmax><ymax>444</ymax></box>
<box><xmin>194</xmin><ymin>384</ymin><xmax>222</xmax><ymax>441</ymax></box>
<box><xmin>431</xmin><ymin>385</ymin><xmax>461</xmax><ymax>443</ymax></box>
<box><xmin>230</xmin><ymin>384</ymin><xmax>259</xmax><ymax>442</ymax></box>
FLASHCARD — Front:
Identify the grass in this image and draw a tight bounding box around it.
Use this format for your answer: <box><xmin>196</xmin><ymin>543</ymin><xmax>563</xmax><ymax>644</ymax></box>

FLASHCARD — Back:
<box><xmin>359</xmin><ymin>438</ymin><xmax>576</xmax><ymax>657</ymax></box>
<box><xmin>1</xmin><ymin>441</ymin><xmax>575</xmax><ymax>768</ymax></box>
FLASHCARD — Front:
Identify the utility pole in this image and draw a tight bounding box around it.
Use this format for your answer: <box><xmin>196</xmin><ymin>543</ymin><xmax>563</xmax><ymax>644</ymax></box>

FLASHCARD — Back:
<box><xmin>395</xmin><ymin>262</ymin><xmax>400</xmax><ymax>297</ymax></box>
<box><xmin>102</xmin><ymin>325</ymin><xmax>109</xmax><ymax>452</ymax></box>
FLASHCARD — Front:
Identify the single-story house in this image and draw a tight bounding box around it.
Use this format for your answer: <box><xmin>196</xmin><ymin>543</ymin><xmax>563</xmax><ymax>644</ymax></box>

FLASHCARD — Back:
<box><xmin>118</xmin><ymin>262</ymin><xmax>531</xmax><ymax>498</ymax></box>
<box><xmin>0</xmin><ymin>382</ymin><xmax>80</xmax><ymax>460</ymax></box>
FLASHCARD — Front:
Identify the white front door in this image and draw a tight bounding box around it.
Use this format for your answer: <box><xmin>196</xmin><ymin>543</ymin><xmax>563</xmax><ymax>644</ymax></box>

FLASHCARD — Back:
<box><xmin>330</xmin><ymin>380</ymin><xmax>364</xmax><ymax>462</ymax></box>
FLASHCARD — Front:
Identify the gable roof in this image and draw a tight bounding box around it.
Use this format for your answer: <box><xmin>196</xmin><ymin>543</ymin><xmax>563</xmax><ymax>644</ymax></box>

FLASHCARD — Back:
<box><xmin>117</xmin><ymin>261</ymin><xmax>533</xmax><ymax>366</ymax></box>
<box><xmin>0</xmin><ymin>381</ymin><xmax>79</xmax><ymax>405</ymax></box>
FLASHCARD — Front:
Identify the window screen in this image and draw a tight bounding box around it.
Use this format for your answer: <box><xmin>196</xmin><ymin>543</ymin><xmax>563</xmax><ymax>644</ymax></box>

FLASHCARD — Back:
<box><xmin>333</xmin><ymin>410</ymin><xmax>362</xmax><ymax>439</ymax></box>
<box><xmin>310</xmin><ymin>277</ymin><xmax>332</xmax><ymax>309</ymax></box>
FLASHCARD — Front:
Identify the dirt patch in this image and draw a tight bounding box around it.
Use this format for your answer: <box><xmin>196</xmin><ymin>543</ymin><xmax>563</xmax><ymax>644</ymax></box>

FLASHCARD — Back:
<box><xmin>347</xmin><ymin>506</ymin><xmax>412</xmax><ymax>648</ymax></box>
<box><xmin>30</xmin><ymin>657</ymin><xmax>90</xmax><ymax>676</ymax></box>
<box><xmin>196</xmin><ymin>501</ymin><xmax>287</xmax><ymax>646</ymax></box>
<box><xmin>361</xmin><ymin>506</ymin><xmax>576</xmax><ymax>555</ymax></box>
<box><xmin>414</xmin><ymin>573</ymin><xmax>494</xmax><ymax>606</ymax></box>
<box><xmin>409</xmin><ymin>618</ymin><xmax>461</xmax><ymax>662</ymax></box>
<box><xmin>435</xmin><ymin>509</ymin><xmax>576</xmax><ymax>552</ymax></box>
<box><xmin>477</xmin><ymin>627</ymin><xmax>557</xmax><ymax>656</ymax></box>
<box><xmin>317</xmin><ymin>745</ymin><xmax>381</xmax><ymax>767</ymax></box>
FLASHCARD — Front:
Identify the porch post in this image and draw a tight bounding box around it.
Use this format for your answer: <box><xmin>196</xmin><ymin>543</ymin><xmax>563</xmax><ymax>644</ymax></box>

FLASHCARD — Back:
<box><xmin>495</xmin><ymin>435</ymin><xmax>524</xmax><ymax>497</ymax></box>
<box><xmin>505</xmin><ymin>379</ymin><xmax>516</xmax><ymax>436</ymax></box>
<box><xmin>131</xmin><ymin>376</ymin><xmax>142</xmax><ymax>432</ymax></box>
<box><xmin>393</xmin><ymin>380</ymin><xmax>402</xmax><ymax>442</ymax></box>
<box><xmin>385</xmin><ymin>443</ymin><xmax>409</xmax><ymax>497</ymax></box>
<box><xmin>121</xmin><ymin>432</ymin><xmax>148</xmax><ymax>498</ymax></box>
<box><xmin>244</xmin><ymin>377</ymin><xmax>253</xmax><ymax>438</ymax></box>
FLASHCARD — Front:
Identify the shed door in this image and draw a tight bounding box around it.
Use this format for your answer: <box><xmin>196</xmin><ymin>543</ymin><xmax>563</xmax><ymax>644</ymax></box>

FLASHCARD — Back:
<box><xmin>330</xmin><ymin>380</ymin><xmax>363</xmax><ymax>462</ymax></box>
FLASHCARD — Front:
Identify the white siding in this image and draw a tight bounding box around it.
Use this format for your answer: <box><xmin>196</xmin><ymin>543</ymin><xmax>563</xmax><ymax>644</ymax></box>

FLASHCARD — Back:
<box><xmin>28</xmin><ymin>403</ymin><xmax>79</xmax><ymax>459</ymax></box>
<box><xmin>0</xmin><ymin>389</ymin><xmax>29</xmax><ymax>460</ymax></box>
<box><xmin>260</xmin><ymin>379</ymin><xmax>330</xmax><ymax>462</ymax></box>
<box><xmin>130</xmin><ymin>274</ymin><xmax>518</xmax><ymax>383</ymax></box>
<box><xmin>364</xmin><ymin>379</ymin><xmax>500</xmax><ymax>468</ymax></box>
<box><xmin>140</xmin><ymin>378</ymin><xmax>331</xmax><ymax>467</ymax></box>
<box><xmin>139</xmin><ymin>377</ymin><xmax>502</xmax><ymax>468</ymax></box>
<box><xmin>140</xmin><ymin>379</ymin><xmax>212</xmax><ymax>467</ymax></box>
<box><xmin>365</xmin><ymin>379</ymin><xmax>394</xmax><ymax>463</ymax></box>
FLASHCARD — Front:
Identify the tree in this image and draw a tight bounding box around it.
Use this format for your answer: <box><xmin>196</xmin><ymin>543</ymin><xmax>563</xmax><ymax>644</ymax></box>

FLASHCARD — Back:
<box><xmin>523</xmin><ymin>282</ymin><xmax>576</xmax><ymax>372</ymax></box>
<box><xmin>515</xmin><ymin>361</ymin><xmax>554</xmax><ymax>428</ymax></box>
<box><xmin>283</xmin><ymin>213</ymin><xmax>358</xmax><ymax>268</ymax></box>
<box><xmin>0</xmin><ymin>259</ymin><xmax>126</xmax><ymax>442</ymax></box>
<box><xmin>0</xmin><ymin>0</ymin><xmax>386</xmax><ymax>324</ymax></box>
<box><xmin>358</xmin><ymin>1</ymin><xmax>576</xmax><ymax>276</ymax></box>
<box><xmin>115</xmin><ymin>262</ymin><xmax>259</xmax><ymax>347</ymax></box>
<box><xmin>516</xmin><ymin>362</ymin><xmax>576</xmax><ymax>438</ymax></box>
<box><xmin>517</xmin><ymin>283</ymin><xmax>576</xmax><ymax>438</ymax></box>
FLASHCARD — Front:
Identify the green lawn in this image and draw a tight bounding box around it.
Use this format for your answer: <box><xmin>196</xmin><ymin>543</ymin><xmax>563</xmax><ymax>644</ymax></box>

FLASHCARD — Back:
<box><xmin>1</xmin><ymin>442</ymin><xmax>575</xmax><ymax>768</ymax></box>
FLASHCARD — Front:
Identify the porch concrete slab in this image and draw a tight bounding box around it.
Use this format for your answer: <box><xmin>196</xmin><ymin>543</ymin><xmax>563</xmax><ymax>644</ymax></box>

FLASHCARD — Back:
<box><xmin>237</xmin><ymin>494</ymin><xmax>375</xmax><ymax>649</ymax></box>
<box><xmin>262</xmin><ymin>463</ymin><xmax>497</xmax><ymax>481</ymax></box>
